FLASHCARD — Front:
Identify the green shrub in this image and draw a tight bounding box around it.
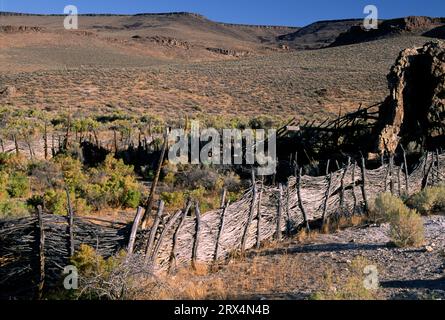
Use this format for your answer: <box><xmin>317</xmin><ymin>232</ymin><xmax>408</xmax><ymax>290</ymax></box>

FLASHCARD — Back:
<box><xmin>373</xmin><ymin>193</ymin><xmax>424</xmax><ymax>248</ymax></box>
<box><xmin>83</xmin><ymin>183</ymin><xmax>107</xmax><ymax>210</ymax></box>
<box><xmin>0</xmin><ymin>171</ymin><xmax>8</xmax><ymax>200</ymax></box>
<box><xmin>86</xmin><ymin>155</ymin><xmax>142</xmax><ymax>209</ymax></box>
<box><xmin>407</xmin><ymin>186</ymin><xmax>445</xmax><ymax>215</ymax></box>
<box><xmin>55</xmin><ymin>155</ymin><xmax>87</xmax><ymax>192</ymax></box>
<box><xmin>0</xmin><ymin>199</ymin><xmax>30</xmax><ymax>218</ymax></box>
<box><xmin>121</xmin><ymin>187</ymin><xmax>141</xmax><ymax>209</ymax></box>
<box><xmin>161</xmin><ymin>191</ymin><xmax>185</xmax><ymax>210</ymax></box>
<box><xmin>44</xmin><ymin>189</ymin><xmax>67</xmax><ymax>215</ymax></box>
<box><xmin>7</xmin><ymin>172</ymin><xmax>29</xmax><ymax>198</ymax></box>
<box><xmin>44</xmin><ymin>189</ymin><xmax>91</xmax><ymax>215</ymax></box>
<box><xmin>373</xmin><ymin>192</ymin><xmax>407</xmax><ymax>222</ymax></box>
<box><xmin>388</xmin><ymin>208</ymin><xmax>424</xmax><ymax>248</ymax></box>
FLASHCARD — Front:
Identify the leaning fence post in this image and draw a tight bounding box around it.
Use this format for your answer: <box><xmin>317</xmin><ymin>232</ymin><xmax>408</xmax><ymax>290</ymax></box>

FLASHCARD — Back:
<box><xmin>65</xmin><ymin>188</ymin><xmax>75</xmax><ymax>257</ymax></box>
<box><xmin>422</xmin><ymin>153</ymin><xmax>434</xmax><ymax>190</ymax></box>
<box><xmin>340</xmin><ymin>157</ymin><xmax>350</xmax><ymax>210</ymax></box>
<box><xmin>322</xmin><ymin>172</ymin><xmax>333</xmax><ymax>228</ymax></box>
<box><xmin>285</xmin><ymin>182</ymin><xmax>292</xmax><ymax>236</ymax></box>
<box><xmin>192</xmin><ymin>202</ymin><xmax>201</xmax><ymax>270</ymax></box>
<box><xmin>220</xmin><ymin>188</ymin><xmax>227</xmax><ymax>209</ymax></box>
<box><xmin>401</xmin><ymin>145</ymin><xmax>409</xmax><ymax>195</ymax></box>
<box><xmin>214</xmin><ymin>200</ymin><xmax>230</xmax><ymax>262</ymax></box>
<box><xmin>151</xmin><ymin>210</ymin><xmax>183</xmax><ymax>262</ymax></box>
<box><xmin>144</xmin><ymin>200</ymin><xmax>164</xmax><ymax>265</ymax></box>
<box><xmin>256</xmin><ymin>179</ymin><xmax>263</xmax><ymax>249</ymax></box>
<box><xmin>36</xmin><ymin>205</ymin><xmax>45</xmax><ymax>300</ymax></box>
<box><xmin>389</xmin><ymin>155</ymin><xmax>395</xmax><ymax>195</ymax></box>
<box><xmin>241</xmin><ymin>170</ymin><xmax>257</xmax><ymax>253</ymax></box>
<box><xmin>351</xmin><ymin>161</ymin><xmax>357</xmax><ymax>215</ymax></box>
<box><xmin>275</xmin><ymin>184</ymin><xmax>283</xmax><ymax>241</ymax></box>
<box><xmin>127</xmin><ymin>207</ymin><xmax>144</xmax><ymax>258</ymax></box>
<box><xmin>169</xmin><ymin>201</ymin><xmax>191</xmax><ymax>273</ymax></box>
<box><xmin>397</xmin><ymin>164</ymin><xmax>402</xmax><ymax>196</ymax></box>
<box><xmin>297</xmin><ymin>168</ymin><xmax>310</xmax><ymax>232</ymax></box>
<box><xmin>360</xmin><ymin>157</ymin><xmax>369</xmax><ymax>214</ymax></box>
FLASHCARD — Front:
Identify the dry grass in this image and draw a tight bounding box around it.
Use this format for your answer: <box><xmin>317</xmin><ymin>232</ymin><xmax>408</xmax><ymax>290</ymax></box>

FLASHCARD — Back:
<box><xmin>134</xmin><ymin>253</ymin><xmax>305</xmax><ymax>300</ymax></box>
<box><xmin>311</xmin><ymin>257</ymin><xmax>381</xmax><ymax>300</ymax></box>
<box><xmin>323</xmin><ymin>215</ymin><xmax>368</xmax><ymax>233</ymax></box>
<box><xmin>295</xmin><ymin>229</ymin><xmax>320</xmax><ymax>243</ymax></box>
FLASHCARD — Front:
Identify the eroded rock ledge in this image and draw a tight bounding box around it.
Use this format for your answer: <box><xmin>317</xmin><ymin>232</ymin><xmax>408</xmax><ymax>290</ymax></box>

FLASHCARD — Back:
<box><xmin>371</xmin><ymin>41</ymin><xmax>445</xmax><ymax>157</ymax></box>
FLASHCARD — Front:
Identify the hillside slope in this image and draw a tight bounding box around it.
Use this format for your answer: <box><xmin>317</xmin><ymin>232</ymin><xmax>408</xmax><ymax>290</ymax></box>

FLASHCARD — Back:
<box><xmin>330</xmin><ymin>16</ymin><xmax>445</xmax><ymax>47</ymax></box>
<box><xmin>0</xmin><ymin>11</ymin><xmax>297</xmax><ymax>68</ymax></box>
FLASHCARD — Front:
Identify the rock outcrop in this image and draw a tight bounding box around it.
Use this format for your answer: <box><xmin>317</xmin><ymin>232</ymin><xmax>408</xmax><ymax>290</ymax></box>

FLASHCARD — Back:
<box><xmin>132</xmin><ymin>35</ymin><xmax>191</xmax><ymax>49</ymax></box>
<box><xmin>206</xmin><ymin>47</ymin><xmax>251</xmax><ymax>57</ymax></box>
<box><xmin>371</xmin><ymin>41</ymin><xmax>445</xmax><ymax>156</ymax></box>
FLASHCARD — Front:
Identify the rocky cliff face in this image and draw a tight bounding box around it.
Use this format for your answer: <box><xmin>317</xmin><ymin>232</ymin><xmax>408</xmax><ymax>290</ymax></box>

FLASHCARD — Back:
<box><xmin>371</xmin><ymin>41</ymin><xmax>445</xmax><ymax>157</ymax></box>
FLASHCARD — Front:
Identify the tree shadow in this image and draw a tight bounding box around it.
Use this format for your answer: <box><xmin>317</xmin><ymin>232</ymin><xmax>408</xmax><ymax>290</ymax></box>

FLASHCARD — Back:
<box><xmin>255</xmin><ymin>242</ymin><xmax>389</xmax><ymax>257</ymax></box>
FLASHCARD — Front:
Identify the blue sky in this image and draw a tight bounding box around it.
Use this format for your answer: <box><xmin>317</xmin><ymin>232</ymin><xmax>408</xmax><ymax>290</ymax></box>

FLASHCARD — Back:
<box><xmin>0</xmin><ymin>0</ymin><xmax>443</xmax><ymax>26</ymax></box>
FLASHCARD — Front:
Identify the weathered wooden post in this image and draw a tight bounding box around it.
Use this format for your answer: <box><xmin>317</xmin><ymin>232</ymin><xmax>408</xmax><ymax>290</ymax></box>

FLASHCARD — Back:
<box><xmin>36</xmin><ymin>206</ymin><xmax>45</xmax><ymax>300</ymax></box>
<box><xmin>65</xmin><ymin>188</ymin><xmax>75</xmax><ymax>257</ymax></box>
<box><xmin>383</xmin><ymin>154</ymin><xmax>390</xmax><ymax>192</ymax></box>
<box><xmin>275</xmin><ymin>184</ymin><xmax>283</xmax><ymax>241</ymax></box>
<box><xmin>256</xmin><ymin>179</ymin><xmax>263</xmax><ymax>249</ymax></box>
<box><xmin>144</xmin><ymin>200</ymin><xmax>164</xmax><ymax>265</ymax></box>
<box><xmin>401</xmin><ymin>145</ymin><xmax>410</xmax><ymax>195</ymax></box>
<box><xmin>351</xmin><ymin>161</ymin><xmax>357</xmax><ymax>215</ymax></box>
<box><xmin>423</xmin><ymin>153</ymin><xmax>434</xmax><ymax>190</ymax></box>
<box><xmin>192</xmin><ymin>202</ymin><xmax>201</xmax><ymax>270</ymax></box>
<box><xmin>141</xmin><ymin>129</ymin><xmax>168</xmax><ymax>230</ymax></box>
<box><xmin>339</xmin><ymin>157</ymin><xmax>350</xmax><ymax>210</ymax></box>
<box><xmin>214</xmin><ymin>200</ymin><xmax>230</xmax><ymax>262</ymax></box>
<box><xmin>397</xmin><ymin>164</ymin><xmax>402</xmax><ymax>196</ymax></box>
<box><xmin>241</xmin><ymin>170</ymin><xmax>257</xmax><ymax>253</ymax></box>
<box><xmin>126</xmin><ymin>207</ymin><xmax>144</xmax><ymax>258</ymax></box>
<box><xmin>51</xmin><ymin>133</ymin><xmax>55</xmax><ymax>157</ymax></box>
<box><xmin>169</xmin><ymin>201</ymin><xmax>191</xmax><ymax>272</ymax></box>
<box><xmin>13</xmin><ymin>134</ymin><xmax>19</xmax><ymax>155</ymax></box>
<box><xmin>220</xmin><ymin>188</ymin><xmax>227</xmax><ymax>209</ymax></box>
<box><xmin>285</xmin><ymin>182</ymin><xmax>291</xmax><ymax>236</ymax></box>
<box><xmin>297</xmin><ymin>168</ymin><xmax>310</xmax><ymax>232</ymax></box>
<box><xmin>321</xmin><ymin>172</ymin><xmax>333</xmax><ymax>228</ymax></box>
<box><xmin>43</xmin><ymin>122</ymin><xmax>48</xmax><ymax>160</ymax></box>
<box><xmin>389</xmin><ymin>155</ymin><xmax>394</xmax><ymax>195</ymax></box>
<box><xmin>151</xmin><ymin>210</ymin><xmax>183</xmax><ymax>261</ymax></box>
<box><xmin>360</xmin><ymin>157</ymin><xmax>369</xmax><ymax>214</ymax></box>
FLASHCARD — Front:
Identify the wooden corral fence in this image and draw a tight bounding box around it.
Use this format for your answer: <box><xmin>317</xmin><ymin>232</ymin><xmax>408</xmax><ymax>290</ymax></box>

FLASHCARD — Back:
<box><xmin>1</xmin><ymin>151</ymin><xmax>444</xmax><ymax>299</ymax></box>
